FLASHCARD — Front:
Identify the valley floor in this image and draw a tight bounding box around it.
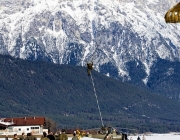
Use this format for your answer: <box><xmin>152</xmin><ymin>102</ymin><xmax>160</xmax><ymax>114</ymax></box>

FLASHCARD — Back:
<box><xmin>124</xmin><ymin>133</ymin><xmax>180</xmax><ymax>140</ymax></box>
<box><xmin>76</xmin><ymin>133</ymin><xmax>180</xmax><ymax>140</ymax></box>
<box><xmin>2</xmin><ymin>133</ymin><xmax>180</xmax><ymax>140</ymax></box>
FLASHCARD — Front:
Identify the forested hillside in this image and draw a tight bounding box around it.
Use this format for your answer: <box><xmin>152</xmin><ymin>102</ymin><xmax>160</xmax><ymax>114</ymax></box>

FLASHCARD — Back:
<box><xmin>0</xmin><ymin>55</ymin><xmax>180</xmax><ymax>133</ymax></box>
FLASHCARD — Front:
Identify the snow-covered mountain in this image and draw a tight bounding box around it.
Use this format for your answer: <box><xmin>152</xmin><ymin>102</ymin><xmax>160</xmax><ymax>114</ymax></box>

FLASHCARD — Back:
<box><xmin>0</xmin><ymin>0</ymin><xmax>180</xmax><ymax>98</ymax></box>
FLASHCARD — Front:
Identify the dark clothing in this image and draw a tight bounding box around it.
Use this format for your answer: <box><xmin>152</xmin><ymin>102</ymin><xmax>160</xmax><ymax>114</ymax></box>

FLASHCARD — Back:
<box><xmin>103</xmin><ymin>134</ymin><xmax>113</xmax><ymax>140</ymax></box>
<box><xmin>72</xmin><ymin>136</ymin><xmax>78</xmax><ymax>140</ymax></box>
<box><xmin>137</xmin><ymin>136</ymin><xmax>141</xmax><ymax>140</ymax></box>
<box><xmin>19</xmin><ymin>135</ymin><xmax>25</xmax><ymax>140</ymax></box>
<box><xmin>24</xmin><ymin>136</ymin><xmax>29</xmax><ymax>140</ymax></box>
<box><xmin>12</xmin><ymin>138</ymin><xmax>19</xmax><ymax>140</ymax></box>
<box><xmin>59</xmin><ymin>133</ymin><xmax>68</xmax><ymax>140</ymax></box>
<box><xmin>103</xmin><ymin>134</ymin><xmax>108</xmax><ymax>140</ymax></box>
<box><xmin>28</xmin><ymin>135</ymin><xmax>37</xmax><ymax>140</ymax></box>
<box><xmin>122</xmin><ymin>133</ymin><xmax>128</xmax><ymax>140</ymax></box>
<box><xmin>41</xmin><ymin>137</ymin><xmax>50</xmax><ymax>140</ymax></box>
<box><xmin>87</xmin><ymin>62</ymin><xmax>93</xmax><ymax>76</ymax></box>
<box><xmin>47</xmin><ymin>135</ymin><xmax>55</xmax><ymax>140</ymax></box>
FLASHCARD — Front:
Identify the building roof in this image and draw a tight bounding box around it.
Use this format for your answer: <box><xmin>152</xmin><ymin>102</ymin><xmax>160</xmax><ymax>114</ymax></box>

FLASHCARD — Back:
<box><xmin>0</xmin><ymin>116</ymin><xmax>45</xmax><ymax>126</ymax></box>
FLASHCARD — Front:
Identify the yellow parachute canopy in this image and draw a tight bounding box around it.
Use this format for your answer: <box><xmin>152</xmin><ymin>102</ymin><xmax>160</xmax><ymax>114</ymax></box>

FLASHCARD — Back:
<box><xmin>165</xmin><ymin>2</ymin><xmax>180</xmax><ymax>23</ymax></box>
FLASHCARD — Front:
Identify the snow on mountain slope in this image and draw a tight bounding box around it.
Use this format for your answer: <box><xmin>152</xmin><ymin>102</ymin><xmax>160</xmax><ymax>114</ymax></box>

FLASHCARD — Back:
<box><xmin>0</xmin><ymin>0</ymin><xmax>180</xmax><ymax>85</ymax></box>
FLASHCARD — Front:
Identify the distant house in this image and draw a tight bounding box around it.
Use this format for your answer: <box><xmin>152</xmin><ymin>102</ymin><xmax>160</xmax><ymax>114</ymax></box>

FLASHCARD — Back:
<box><xmin>0</xmin><ymin>116</ymin><xmax>46</xmax><ymax>135</ymax></box>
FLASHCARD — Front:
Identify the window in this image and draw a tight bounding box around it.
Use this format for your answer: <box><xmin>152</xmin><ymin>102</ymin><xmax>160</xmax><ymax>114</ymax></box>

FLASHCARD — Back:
<box><xmin>31</xmin><ymin>127</ymin><xmax>39</xmax><ymax>129</ymax></box>
<box><xmin>27</xmin><ymin>128</ymin><xmax>29</xmax><ymax>131</ymax></box>
<box><xmin>19</xmin><ymin>128</ymin><xmax>21</xmax><ymax>131</ymax></box>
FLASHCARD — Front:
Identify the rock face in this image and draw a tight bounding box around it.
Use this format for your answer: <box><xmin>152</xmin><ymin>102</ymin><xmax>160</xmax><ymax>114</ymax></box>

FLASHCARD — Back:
<box><xmin>0</xmin><ymin>0</ymin><xmax>180</xmax><ymax>99</ymax></box>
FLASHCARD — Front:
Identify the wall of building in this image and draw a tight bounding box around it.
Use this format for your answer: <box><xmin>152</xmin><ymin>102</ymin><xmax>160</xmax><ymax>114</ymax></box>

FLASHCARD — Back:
<box><xmin>4</xmin><ymin>125</ymin><xmax>43</xmax><ymax>135</ymax></box>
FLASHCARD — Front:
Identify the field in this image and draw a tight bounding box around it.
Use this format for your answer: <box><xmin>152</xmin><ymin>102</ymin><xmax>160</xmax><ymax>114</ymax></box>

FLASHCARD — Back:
<box><xmin>2</xmin><ymin>133</ymin><xmax>180</xmax><ymax>140</ymax></box>
<box><xmin>129</xmin><ymin>133</ymin><xmax>180</xmax><ymax>140</ymax></box>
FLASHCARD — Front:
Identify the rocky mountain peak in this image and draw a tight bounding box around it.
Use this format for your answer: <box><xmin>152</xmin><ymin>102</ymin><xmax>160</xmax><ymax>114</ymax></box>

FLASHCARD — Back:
<box><xmin>1</xmin><ymin>0</ymin><xmax>180</xmax><ymax>98</ymax></box>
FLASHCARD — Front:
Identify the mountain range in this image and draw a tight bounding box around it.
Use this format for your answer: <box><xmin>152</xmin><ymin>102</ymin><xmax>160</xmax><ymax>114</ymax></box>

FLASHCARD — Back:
<box><xmin>1</xmin><ymin>54</ymin><xmax>180</xmax><ymax>133</ymax></box>
<box><xmin>1</xmin><ymin>0</ymin><xmax>180</xmax><ymax>98</ymax></box>
<box><xmin>0</xmin><ymin>0</ymin><xmax>180</xmax><ymax>100</ymax></box>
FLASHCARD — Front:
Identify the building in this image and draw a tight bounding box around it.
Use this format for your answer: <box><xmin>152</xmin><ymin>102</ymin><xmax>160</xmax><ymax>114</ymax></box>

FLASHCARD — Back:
<box><xmin>0</xmin><ymin>116</ymin><xmax>46</xmax><ymax>135</ymax></box>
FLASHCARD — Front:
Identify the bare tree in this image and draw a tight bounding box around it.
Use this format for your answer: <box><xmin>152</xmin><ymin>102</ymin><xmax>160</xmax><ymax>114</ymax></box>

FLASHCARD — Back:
<box><xmin>44</xmin><ymin>117</ymin><xmax>58</xmax><ymax>133</ymax></box>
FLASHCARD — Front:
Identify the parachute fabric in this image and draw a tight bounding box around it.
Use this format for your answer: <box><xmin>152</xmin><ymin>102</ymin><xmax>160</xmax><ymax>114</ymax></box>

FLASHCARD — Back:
<box><xmin>165</xmin><ymin>2</ymin><xmax>180</xmax><ymax>23</ymax></box>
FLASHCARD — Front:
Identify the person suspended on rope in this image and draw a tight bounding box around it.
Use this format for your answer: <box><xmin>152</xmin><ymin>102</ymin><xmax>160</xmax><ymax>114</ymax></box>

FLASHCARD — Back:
<box><xmin>87</xmin><ymin>62</ymin><xmax>93</xmax><ymax>76</ymax></box>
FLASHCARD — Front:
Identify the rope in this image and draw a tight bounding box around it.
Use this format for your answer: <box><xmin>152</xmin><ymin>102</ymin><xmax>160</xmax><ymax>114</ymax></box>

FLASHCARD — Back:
<box><xmin>87</xmin><ymin>0</ymin><xmax>104</xmax><ymax>127</ymax></box>
<box><xmin>90</xmin><ymin>73</ymin><xmax>104</xmax><ymax>127</ymax></box>
<box><xmin>91</xmin><ymin>41</ymin><xmax>98</xmax><ymax>62</ymax></box>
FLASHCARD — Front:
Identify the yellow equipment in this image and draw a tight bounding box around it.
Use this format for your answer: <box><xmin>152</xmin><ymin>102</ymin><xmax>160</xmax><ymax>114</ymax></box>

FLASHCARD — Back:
<box><xmin>76</xmin><ymin>130</ymin><xmax>86</xmax><ymax>140</ymax></box>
